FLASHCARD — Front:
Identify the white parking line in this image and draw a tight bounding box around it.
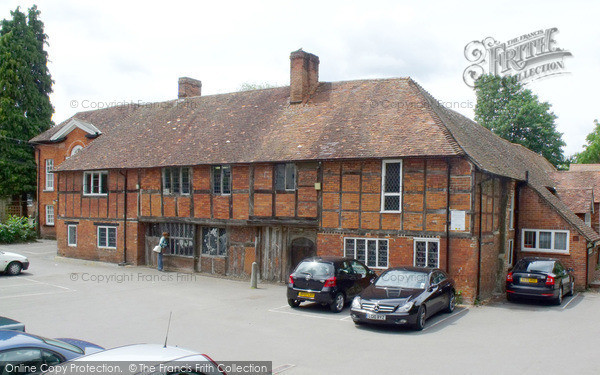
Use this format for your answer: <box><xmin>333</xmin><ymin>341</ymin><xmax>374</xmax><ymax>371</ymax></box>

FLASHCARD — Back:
<box><xmin>562</xmin><ymin>292</ymin><xmax>580</xmax><ymax>309</ymax></box>
<box><xmin>423</xmin><ymin>308</ymin><xmax>468</xmax><ymax>331</ymax></box>
<box><xmin>268</xmin><ymin>305</ymin><xmax>351</xmax><ymax>321</ymax></box>
<box><xmin>0</xmin><ymin>290</ymin><xmax>72</xmax><ymax>299</ymax></box>
<box><xmin>18</xmin><ymin>251</ymin><xmax>57</xmax><ymax>255</ymax></box>
<box><xmin>273</xmin><ymin>364</ymin><xmax>295</xmax><ymax>374</ymax></box>
<box><xmin>23</xmin><ymin>278</ymin><xmax>75</xmax><ymax>291</ymax></box>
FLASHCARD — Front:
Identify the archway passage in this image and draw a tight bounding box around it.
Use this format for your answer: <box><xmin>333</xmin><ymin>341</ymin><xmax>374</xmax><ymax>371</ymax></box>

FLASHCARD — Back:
<box><xmin>290</xmin><ymin>237</ymin><xmax>316</xmax><ymax>273</ymax></box>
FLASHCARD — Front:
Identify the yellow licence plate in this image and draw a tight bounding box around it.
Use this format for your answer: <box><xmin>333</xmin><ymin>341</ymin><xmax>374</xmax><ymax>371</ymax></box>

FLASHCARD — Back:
<box><xmin>298</xmin><ymin>292</ymin><xmax>315</xmax><ymax>298</ymax></box>
<box><xmin>521</xmin><ymin>278</ymin><xmax>537</xmax><ymax>284</ymax></box>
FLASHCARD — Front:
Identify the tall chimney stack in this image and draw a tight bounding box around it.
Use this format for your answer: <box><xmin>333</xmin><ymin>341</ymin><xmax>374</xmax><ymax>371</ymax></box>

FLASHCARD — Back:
<box><xmin>290</xmin><ymin>49</ymin><xmax>319</xmax><ymax>104</ymax></box>
<box><xmin>178</xmin><ymin>77</ymin><xmax>202</xmax><ymax>99</ymax></box>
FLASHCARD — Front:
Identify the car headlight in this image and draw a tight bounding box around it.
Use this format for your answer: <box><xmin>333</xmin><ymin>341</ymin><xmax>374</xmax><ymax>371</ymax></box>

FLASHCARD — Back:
<box><xmin>396</xmin><ymin>301</ymin><xmax>414</xmax><ymax>313</ymax></box>
<box><xmin>351</xmin><ymin>296</ymin><xmax>361</xmax><ymax>309</ymax></box>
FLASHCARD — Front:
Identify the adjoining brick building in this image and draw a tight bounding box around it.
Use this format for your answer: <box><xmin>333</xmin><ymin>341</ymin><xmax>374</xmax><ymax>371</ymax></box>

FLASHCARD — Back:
<box><xmin>31</xmin><ymin>50</ymin><xmax>599</xmax><ymax>302</ymax></box>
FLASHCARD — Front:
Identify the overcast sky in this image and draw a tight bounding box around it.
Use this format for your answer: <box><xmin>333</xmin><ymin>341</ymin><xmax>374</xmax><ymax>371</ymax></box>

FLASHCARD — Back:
<box><xmin>3</xmin><ymin>0</ymin><xmax>599</xmax><ymax>156</ymax></box>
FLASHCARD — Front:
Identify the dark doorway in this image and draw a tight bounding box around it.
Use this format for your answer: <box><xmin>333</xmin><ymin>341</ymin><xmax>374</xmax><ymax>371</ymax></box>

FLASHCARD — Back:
<box><xmin>290</xmin><ymin>237</ymin><xmax>316</xmax><ymax>273</ymax></box>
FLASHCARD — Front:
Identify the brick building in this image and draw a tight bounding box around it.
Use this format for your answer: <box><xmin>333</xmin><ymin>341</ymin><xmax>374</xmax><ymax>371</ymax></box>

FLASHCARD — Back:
<box><xmin>30</xmin><ymin>50</ymin><xmax>599</xmax><ymax>302</ymax></box>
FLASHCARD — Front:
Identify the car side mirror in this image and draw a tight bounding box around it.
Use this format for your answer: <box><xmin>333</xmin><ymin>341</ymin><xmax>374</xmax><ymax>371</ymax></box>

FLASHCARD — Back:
<box><xmin>370</xmin><ymin>278</ymin><xmax>375</xmax><ymax>284</ymax></box>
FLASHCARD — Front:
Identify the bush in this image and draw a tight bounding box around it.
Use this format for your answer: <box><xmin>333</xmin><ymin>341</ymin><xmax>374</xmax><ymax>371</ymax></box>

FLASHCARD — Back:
<box><xmin>0</xmin><ymin>215</ymin><xmax>36</xmax><ymax>244</ymax></box>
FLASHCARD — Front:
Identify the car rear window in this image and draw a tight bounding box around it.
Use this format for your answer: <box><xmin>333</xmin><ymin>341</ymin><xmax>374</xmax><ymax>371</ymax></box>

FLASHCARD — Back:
<box><xmin>375</xmin><ymin>270</ymin><xmax>428</xmax><ymax>289</ymax></box>
<box><xmin>294</xmin><ymin>261</ymin><xmax>334</xmax><ymax>277</ymax></box>
<box><xmin>514</xmin><ymin>260</ymin><xmax>554</xmax><ymax>274</ymax></box>
<box><xmin>42</xmin><ymin>337</ymin><xmax>83</xmax><ymax>354</ymax></box>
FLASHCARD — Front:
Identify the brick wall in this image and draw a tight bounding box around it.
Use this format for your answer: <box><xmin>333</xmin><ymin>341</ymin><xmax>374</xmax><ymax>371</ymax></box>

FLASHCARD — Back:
<box><xmin>36</xmin><ymin>127</ymin><xmax>93</xmax><ymax>238</ymax></box>
<box><xmin>517</xmin><ymin>185</ymin><xmax>596</xmax><ymax>288</ymax></box>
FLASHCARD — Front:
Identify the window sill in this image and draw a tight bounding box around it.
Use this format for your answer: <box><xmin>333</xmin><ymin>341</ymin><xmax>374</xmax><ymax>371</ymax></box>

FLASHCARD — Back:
<box><xmin>200</xmin><ymin>254</ymin><xmax>227</xmax><ymax>258</ymax></box>
<box><xmin>521</xmin><ymin>248</ymin><xmax>569</xmax><ymax>255</ymax></box>
<box><xmin>98</xmin><ymin>246</ymin><xmax>117</xmax><ymax>250</ymax></box>
<box><xmin>45</xmin><ymin>224</ymin><xmax>55</xmax><ymax>227</ymax></box>
<box><xmin>83</xmin><ymin>194</ymin><xmax>108</xmax><ymax>197</ymax></box>
<box><xmin>380</xmin><ymin>210</ymin><xmax>402</xmax><ymax>214</ymax></box>
<box><xmin>43</xmin><ymin>189</ymin><xmax>55</xmax><ymax>192</ymax></box>
<box><xmin>68</xmin><ymin>244</ymin><xmax>77</xmax><ymax>247</ymax></box>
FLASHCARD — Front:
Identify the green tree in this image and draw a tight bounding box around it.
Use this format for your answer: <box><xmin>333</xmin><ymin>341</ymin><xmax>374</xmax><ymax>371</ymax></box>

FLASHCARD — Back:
<box><xmin>237</xmin><ymin>82</ymin><xmax>278</xmax><ymax>91</ymax></box>
<box><xmin>575</xmin><ymin>120</ymin><xmax>600</xmax><ymax>164</ymax></box>
<box><xmin>0</xmin><ymin>6</ymin><xmax>54</xmax><ymax>198</ymax></box>
<box><xmin>474</xmin><ymin>74</ymin><xmax>565</xmax><ymax>167</ymax></box>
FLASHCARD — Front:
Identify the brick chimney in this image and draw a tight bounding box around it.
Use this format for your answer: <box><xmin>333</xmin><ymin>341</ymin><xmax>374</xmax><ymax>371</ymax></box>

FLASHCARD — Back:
<box><xmin>290</xmin><ymin>49</ymin><xmax>319</xmax><ymax>104</ymax></box>
<box><xmin>178</xmin><ymin>77</ymin><xmax>202</xmax><ymax>98</ymax></box>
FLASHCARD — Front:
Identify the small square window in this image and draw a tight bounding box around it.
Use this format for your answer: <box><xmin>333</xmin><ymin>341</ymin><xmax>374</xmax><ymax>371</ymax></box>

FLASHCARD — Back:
<box><xmin>67</xmin><ymin>225</ymin><xmax>77</xmax><ymax>246</ymax></box>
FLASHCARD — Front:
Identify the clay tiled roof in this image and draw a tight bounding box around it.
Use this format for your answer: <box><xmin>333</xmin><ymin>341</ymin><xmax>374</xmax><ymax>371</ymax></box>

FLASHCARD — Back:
<box><xmin>555</xmin><ymin>189</ymin><xmax>593</xmax><ymax>214</ymax></box>
<box><xmin>531</xmin><ymin>183</ymin><xmax>600</xmax><ymax>242</ymax></box>
<box><xmin>48</xmin><ymin>79</ymin><xmax>467</xmax><ymax>172</ymax></box>
<box><xmin>551</xmin><ymin>171</ymin><xmax>600</xmax><ymax>204</ymax></box>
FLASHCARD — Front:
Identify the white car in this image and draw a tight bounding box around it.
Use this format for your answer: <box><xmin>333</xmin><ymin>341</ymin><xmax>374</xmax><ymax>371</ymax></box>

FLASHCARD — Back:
<box><xmin>46</xmin><ymin>344</ymin><xmax>227</xmax><ymax>375</ymax></box>
<box><xmin>0</xmin><ymin>250</ymin><xmax>29</xmax><ymax>275</ymax></box>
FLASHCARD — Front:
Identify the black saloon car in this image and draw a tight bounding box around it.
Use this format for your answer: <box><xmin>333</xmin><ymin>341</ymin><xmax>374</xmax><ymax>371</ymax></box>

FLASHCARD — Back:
<box><xmin>350</xmin><ymin>267</ymin><xmax>455</xmax><ymax>330</ymax></box>
<box><xmin>287</xmin><ymin>257</ymin><xmax>377</xmax><ymax>312</ymax></box>
<box><xmin>506</xmin><ymin>257</ymin><xmax>575</xmax><ymax>304</ymax></box>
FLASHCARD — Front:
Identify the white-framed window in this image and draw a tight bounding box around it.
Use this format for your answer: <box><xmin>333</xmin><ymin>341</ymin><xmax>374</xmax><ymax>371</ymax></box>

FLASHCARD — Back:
<box><xmin>45</xmin><ymin>205</ymin><xmax>54</xmax><ymax>226</ymax></box>
<box><xmin>414</xmin><ymin>238</ymin><xmax>439</xmax><ymax>268</ymax></box>
<box><xmin>67</xmin><ymin>225</ymin><xmax>77</xmax><ymax>247</ymax></box>
<box><xmin>45</xmin><ymin>159</ymin><xmax>54</xmax><ymax>191</ymax></box>
<box><xmin>212</xmin><ymin>165</ymin><xmax>231</xmax><ymax>195</ymax></box>
<box><xmin>381</xmin><ymin>160</ymin><xmax>402</xmax><ymax>212</ymax></box>
<box><xmin>201</xmin><ymin>227</ymin><xmax>227</xmax><ymax>256</ymax></box>
<box><xmin>507</xmin><ymin>239</ymin><xmax>514</xmax><ymax>266</ymax></box>
<box><xmin>344</xmin><ymin>238</ymin><xmax>388</xmax><ymax>269</ymax></box>
<box><xmin>97</xmin><ymin>226</ymin><xmax>117</xmax><ymax>249</ymax></box>
<box><xmin>585</xmin><ymin>212</ymin><xmax>591</xmax><ymax>227</ymax></box>
<box><xmin>509</xmin><ymin>191</ymin><xmax>515</xmax><ymax>230</ymax></box>
<box><xmin>275</xmin><ymin>163</ymin><xmax>296</xmax><ymax>191</ymax></box>
<box><xmin>83</xmin><ymin>171</ymin><xmax>108</xmax><ymax>196</ymax></box>
<box><xmin>162</xmin><ymin>167</ymin><xmax>191</xmax><ymax>195</ymax></box>
<box><xmin>521</xmin><ymin>229</ymin><xmax>569</xmax><ymax>254</ymax></box>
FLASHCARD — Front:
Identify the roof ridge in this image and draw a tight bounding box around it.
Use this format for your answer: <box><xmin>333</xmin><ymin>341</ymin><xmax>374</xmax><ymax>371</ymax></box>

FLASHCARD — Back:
<box><xmin>407</xmin><ymin>79</ymin><xmax>466</xmax><ymax>157</ymax></box>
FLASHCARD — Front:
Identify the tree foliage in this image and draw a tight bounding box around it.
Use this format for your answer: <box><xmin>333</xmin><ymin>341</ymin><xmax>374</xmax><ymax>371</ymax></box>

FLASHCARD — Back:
<box><xmin>575</xmin><ymin>119</ymin><xmax>600</xmax><ymax>164</ymax></box>
<box><xmin>237</xmin><ymin>82</ymin><xmax>278</xmax><ymax>91</ymax></box>
<box><xmin>474</xmin><ymin>74</ymin><xmax>565</xmax><ymax>167</ymax></box>
<box><xmin>0</xmin><ymin>6</ymin><xmax>54</xmax><ymax>197</ymax></box>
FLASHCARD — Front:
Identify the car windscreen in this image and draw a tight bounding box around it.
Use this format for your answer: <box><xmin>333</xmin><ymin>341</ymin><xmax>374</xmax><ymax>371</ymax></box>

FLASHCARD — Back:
<box><xmin>375</xmin><ymin>270</ymin><xmax>428</xmax><ymax>289</ymax></box>
<box><xmin>514</xmin><ymin>260</ymin><xmax>554</xmax><ymax>274</ymax></box>
<box><xmin>294</xmin><ymin>261</ymin><xmax>334</xmax><ymax>278</ymax></box>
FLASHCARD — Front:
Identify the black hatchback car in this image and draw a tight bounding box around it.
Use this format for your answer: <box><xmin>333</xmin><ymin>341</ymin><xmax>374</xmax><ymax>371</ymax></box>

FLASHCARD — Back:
<box><xmin>287</xmin><ymin>257</ymin><xmax>377</xmax><ymax>312</ymax></box>
<box><xmin>350</xmin><ymin>267</ymin><xmax>455</xmax><ymax>330</ymax></box>
<box><xmin>506</xmin><ymin>257</ymin><xmax>575</xmax><ymax>305</ymax></box>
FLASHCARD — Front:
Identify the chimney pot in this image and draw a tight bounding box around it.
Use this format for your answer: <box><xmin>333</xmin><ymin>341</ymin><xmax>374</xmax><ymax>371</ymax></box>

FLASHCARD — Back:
<box><xmin>178</xmin><ymin>77</ymin><xmax>202</xmax><ymax>99</ymax></box>
<box><xmin>290</xmin><ymin>49</ymin><xmax>319</xmax><ymax>104</ymax></box>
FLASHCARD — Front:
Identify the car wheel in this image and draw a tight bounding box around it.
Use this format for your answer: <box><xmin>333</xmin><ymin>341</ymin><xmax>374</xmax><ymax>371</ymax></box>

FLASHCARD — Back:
<box><xmin>288</xmin><ymin>299</ymin><xmax>301</xmax><ymax>308</ymax></box>
<box><xmin>554</xmin><ymin>287</ymin><xmax>563</xmax><ymax>305</ymax></box>
<box><xmin>6</xmin><ymin>262</ymin><xmax>22</xmax><ymax>276</ymax></box>
<box><xmin>566</xmin><ymin>280</ymin><xmax>575</xmax><ymax>297</ymax></box>
<box><xmin>414</xmin><ymin>305</ymin><xmax>426</xmax><ymax>331</ymax></box>
<box><xmin>445</xmin><ymin>292</ymin><xmax>456</xmax><ymax>313</ymax></box>
<box><xmin>330</xmin><ymin>293</ymin><xmax>345</xmax><ymax>313</ymax></box>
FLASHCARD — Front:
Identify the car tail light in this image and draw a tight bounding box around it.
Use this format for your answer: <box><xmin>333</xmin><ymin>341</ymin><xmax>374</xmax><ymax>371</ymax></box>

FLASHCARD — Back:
<box><xmin>546</xmin><ymin>276</ymin><xmax>555</xmax><ymax>285</ymax></box>
<box><xmin>323</xmin><ymin>276</ymin><xmax>337</xmax><ymax>287</ymax></box>
<box><xmin>288</xmin><ymin>275</ymin><xmax>294</xmax><ymax>285</ymax></box>
<box><xmin>506</xmin><ymin>272</ymin><xmax>513</xmax><ymax>282</ymax></box>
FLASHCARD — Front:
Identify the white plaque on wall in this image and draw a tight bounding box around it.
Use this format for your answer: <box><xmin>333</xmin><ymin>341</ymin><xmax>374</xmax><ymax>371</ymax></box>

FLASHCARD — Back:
<box><xmin>450</xmin><ymin>210</ymin><xmax>466</xmax><ymax>231</ymax></box>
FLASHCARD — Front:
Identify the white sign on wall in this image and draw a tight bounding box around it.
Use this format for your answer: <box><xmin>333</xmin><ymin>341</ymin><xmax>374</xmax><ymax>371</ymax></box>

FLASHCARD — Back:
<box><xmin>450</xmin><ymin>210</ymin><xmax>466</xmax><ymax>231</ymax></box>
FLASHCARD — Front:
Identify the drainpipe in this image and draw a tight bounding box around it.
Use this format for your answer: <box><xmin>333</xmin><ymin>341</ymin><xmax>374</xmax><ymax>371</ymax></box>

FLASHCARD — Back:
<box><xmin>445</xmin><ymin>159</ymin><xmax>451</xmax><ymax>273</ymax></box>
<box><xmin>119</xmin><ymin>170</ymin><xmax>128</xmax><ymax>266</ymax></box>
<box><xmin>476</xmin><ymin>174</ymin><xmax>494</xmax><ymax>301</ymax></box>
<box><xmin>36</xmin><ymin>147</ymin><xmax>41</xmax><ymax>238</ymax></box>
